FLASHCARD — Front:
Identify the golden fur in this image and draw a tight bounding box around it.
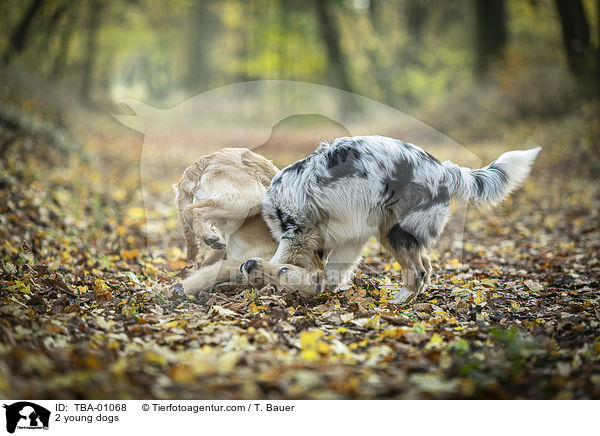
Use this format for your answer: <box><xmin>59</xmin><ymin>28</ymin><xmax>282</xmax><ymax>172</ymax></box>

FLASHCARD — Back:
<box><xmin>173</xmin><ymin>148</ymin><xmax>324</xmax><ymax>297</ymax></box>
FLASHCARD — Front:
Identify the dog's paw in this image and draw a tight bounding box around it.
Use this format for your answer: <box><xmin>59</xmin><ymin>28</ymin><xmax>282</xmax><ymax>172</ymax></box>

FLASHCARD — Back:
<box><xmin>240</xmin><ymin>258</ymin><xmax>261</xmax><ymax>276</ymax></box>
<box><xmin>388</xmin><ymin>288</ymin><xmax>416</xmax><ymax>305</ymax></box>
<box><xmin>202</xmin><ymin>234</ymin><xmax>226</xmax><ymax>250</ymax></box>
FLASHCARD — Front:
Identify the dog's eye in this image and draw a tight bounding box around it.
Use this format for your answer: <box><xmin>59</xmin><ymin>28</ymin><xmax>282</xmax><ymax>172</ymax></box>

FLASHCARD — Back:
<box><xmin>278</xmin><ymin>267</ymin><xmax>289</xmax><ymax>276</ymax></box>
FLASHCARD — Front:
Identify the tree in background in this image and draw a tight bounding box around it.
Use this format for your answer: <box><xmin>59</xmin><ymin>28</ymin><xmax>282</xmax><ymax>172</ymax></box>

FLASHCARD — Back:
<box><xmin>474</xmin><ymin>0</ymin><xmax>507</xmax><ymax>79</ymax></box>
<box><xmin>554</xmin><ymin>0</ymin><xmax>596</xmax><ymax>86</ymax></box>
<box><xmin>185</xmin><ymin>1</ymin><xmax>219</xmax><ymax>92</ymax></box>
<box><xmin>80</xmin><ymin>0</ymin><xmax>103</xmax><ymax>103</ymax></box>
<box><xmin>52</xmin><ymin>1</ymin><xmax>80</xmax><ymax>79</ymax></box>
<box><xmin>313</xmin><ymin>0</ymin><xmax>353</xmax><ymax>93</ymax></box>
<box><xmin>2</xmin><ymin>0</ymin><xmax>43</xmax><ymax>63</ymax></box>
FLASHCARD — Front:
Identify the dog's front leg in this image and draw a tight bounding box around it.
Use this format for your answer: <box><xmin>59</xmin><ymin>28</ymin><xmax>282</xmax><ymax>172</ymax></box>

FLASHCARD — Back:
<box><xmin>180</xmin><ymin>259</ymin><xmax>247</xmax><ymax>295</ymax></box>
<box><xmin>322</xmin><ymin>241</ymin><xmax>365</xmax><ymax>291</ymax></box>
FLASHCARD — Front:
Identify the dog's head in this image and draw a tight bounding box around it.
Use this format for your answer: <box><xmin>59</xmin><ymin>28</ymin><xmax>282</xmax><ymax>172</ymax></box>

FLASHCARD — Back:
<box><xmin>240</xmin><ymin>258</ymin><xmax>326</xmax><ymax>299</ymax></box>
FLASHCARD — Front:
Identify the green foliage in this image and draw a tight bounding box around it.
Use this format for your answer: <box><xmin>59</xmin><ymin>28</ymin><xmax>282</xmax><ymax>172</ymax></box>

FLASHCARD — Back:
<box><xmin>1</xmin><ymin>0</ymin><xmax>597</xmax><ymax>111</ymax></box>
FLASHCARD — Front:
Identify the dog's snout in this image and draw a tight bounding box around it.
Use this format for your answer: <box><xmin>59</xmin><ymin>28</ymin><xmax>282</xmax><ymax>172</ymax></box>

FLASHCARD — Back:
<box><xmin>242</xmin><ymin>258</ymin><xmax>259</xmax><ymax>274</ymax></box>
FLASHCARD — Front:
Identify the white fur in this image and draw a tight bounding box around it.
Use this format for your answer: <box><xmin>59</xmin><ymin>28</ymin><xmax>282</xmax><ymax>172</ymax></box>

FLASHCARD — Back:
<box><xmin>262</xmin><ymin>135</ymin><xmax>540</xmax><ymax>303</ymax></box>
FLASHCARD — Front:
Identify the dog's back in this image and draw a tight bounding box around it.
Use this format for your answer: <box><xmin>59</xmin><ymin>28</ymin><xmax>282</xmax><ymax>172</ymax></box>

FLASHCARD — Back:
<box><xmin>174</xmin><ymin>147</ymin><xmax>279</xmax><ymax>262</ymax></box>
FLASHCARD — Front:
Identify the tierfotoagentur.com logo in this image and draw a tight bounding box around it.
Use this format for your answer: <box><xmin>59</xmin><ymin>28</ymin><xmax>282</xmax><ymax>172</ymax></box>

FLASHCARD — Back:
<box><xmin>3</xmin><ymin>402</ymin><xmax>50</xmax><ymax>434</ymax></box>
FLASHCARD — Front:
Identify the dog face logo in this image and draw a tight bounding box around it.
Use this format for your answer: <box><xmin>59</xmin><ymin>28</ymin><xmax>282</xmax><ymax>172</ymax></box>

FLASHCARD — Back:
<box><xmin>3</xmin><ymin>402</ymin><xmax>50</xmax><ymax>434</ymax></box>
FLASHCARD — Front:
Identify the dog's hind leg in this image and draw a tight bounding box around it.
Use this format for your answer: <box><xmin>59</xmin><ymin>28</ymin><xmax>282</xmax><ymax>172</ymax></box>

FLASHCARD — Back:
<box><xmin>181</xmin><ymin>259</ymin><xmax>246</xmax><ymax>295</ymax></box>
<box><xmin>185</xmin><ymin>197</ymin><xmax>262</xmax><ymax>221</ymax></box>
<box><xmin>381</xmin><ymin>223</ymin><xmax>429</xmax><ymax>304</ymax></box>
<box><xmin>201</xmin><ymin>248</ymin><xmax>226</xmax><ymax>267</ymax></box>
<box><xmin>179</xmin><ymin>213</ymin><xmax>200</xmax><ymax>262</ymax></box>
<box><xmin>421</xmin><ymin>252</ymin><xmax>432</xmax><ymax>293</ymax></box>
<box><xmin>181</xmin><ymin>204</ymin><xmax>225</xmax><ymax>251</ymax></box>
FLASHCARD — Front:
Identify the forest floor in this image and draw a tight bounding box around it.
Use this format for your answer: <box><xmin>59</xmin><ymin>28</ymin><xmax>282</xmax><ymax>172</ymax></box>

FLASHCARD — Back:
<box><xmin>0</xmin><ymin>105</ymin><xmax>599</xmax><ymax>399</ymax></box>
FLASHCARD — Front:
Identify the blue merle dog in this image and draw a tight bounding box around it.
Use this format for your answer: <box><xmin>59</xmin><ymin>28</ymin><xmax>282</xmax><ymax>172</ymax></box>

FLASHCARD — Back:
<box><xmin>242</xmin><ymin>135</ymin><xmax>540</xmax><ymax>303</ymax></box>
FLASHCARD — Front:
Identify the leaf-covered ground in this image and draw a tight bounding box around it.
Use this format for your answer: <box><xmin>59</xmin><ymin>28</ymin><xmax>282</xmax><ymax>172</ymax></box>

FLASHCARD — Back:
<box><xmin>1</xmin><ymin>113</ymin><xmax>599</xmax><ymax>400</ymax></box>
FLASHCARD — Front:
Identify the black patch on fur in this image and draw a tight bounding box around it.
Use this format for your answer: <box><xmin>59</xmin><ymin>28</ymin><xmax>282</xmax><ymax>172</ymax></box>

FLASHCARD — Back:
<box><xmin>472</xmin><ymin>170</ymin><xmax>486</xmax><ymax>196</ymax></box>
<box><xmin>415</xmin><ymin>185</ymin><xmax>450</xmax><ymax>210</ymax></box>
<box><xmin>270</xmin><ymin>175</ymin><xmax>282</xmax><ymax>187</ymax></box>
<box><xmin>420</xmin><ymin>150</ymin><xmax>441</xmax><ymax>165</ymax></box>
<box><xmin>287</xmin><ymin>158</ymin><xmax>308</xmax><ymax>175</ymax></box>
<box><xmin>382</xmin><ymin>158</ymin><xmax>451</xmax><ymax>215</ymax></box>
<box><xmin>472</xmin><ymin>163</ymin><xmax>509</xmax><ymax>197</ymax></box>
<box><xmin>275</xmin><ymin>207</ymin><xmax>304</xmax><ymax>236</ymax></box>
<box><xmin>267</xmin><ymin>212</ymin><xmax>278</xmax><ymax>223</ymax></box>
<box><xmin>387</xmin><ymin>224</ymin><xmax>419</xmax><ymax>250</ymax></box>
<box><xmin>324</xmin><ymin>142</ymin><xmax>362</xmax><ymax>169</ymax></box>
<box><xmin>435</xmin><ymin>185</ymin><xmax>450</xmax><ymax>204</ymax></box>
<box><xmin>382</xmin><ymin>159</ymin><xmax>419</xmax><ymax>209</ymax></box>
<box><xmin>318</xmin><ymin>140</ymin><xmax>367</xmax><ymax>184</ymax></box>
<box><xmin>489</xmin><ymin>163</ymin><xmax>509</xmax><ymax>184</ymax></box>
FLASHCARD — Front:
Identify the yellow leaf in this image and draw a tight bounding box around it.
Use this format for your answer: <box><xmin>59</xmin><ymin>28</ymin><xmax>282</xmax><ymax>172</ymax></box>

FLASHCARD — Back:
<box><xmin>145</xmin><ymin>351</ymin><xmax>167</xmax><ymax>366</ymax></box>
<box><xmin>300</xmin><ymin>330</ymin><xmax>323</xmax><ymax>349</ymax></box>
<box><xmin>75</xmin><ymin>285</ymin><xmax>89</xmax><ymax>295</ymax></box>
<box><xmin>317</xmin><ymin>341</ymin><xmax>331</xmax><ymax>354</ymax></box>
<box><xmin>300</xmin><ymin>349</ymin><xmax>319</xmax><ymax>362</ymax></box>
<box><xmin>248</xmin><ymin>303</ymin><xmax>267</xmax><ymax>314</ymax></box>
<box><xmin>127</xmin><ymin>207</ymin><xmax>146</xmax><ymax>221</ymax></box>
<box><xmin>426</xmin><ymin>333</ymin><xmax>443</xmax><ymax>349</ymax></box>
<box><xmin>510</xmin><ymin>301</ymin><xmax>521</xmax><ymax>309</ymax></box>
<box><xmin>169</xmin><ymin>364</ymin><xmax>196</xmax><ymax>384</ymax></box>
<box><xmin>449</xmin><ymin>258</ymin><xmax>460</xmax><ymax>267</ymax></box>
<box><xmin>166</xmin><ymin>319</ymin><xmax>188</xmax><ymax>329</ymax></box>
<box><xmin>8</xmin><ymin>280</ymin><xmax>30</xmax><ymax>294</ymax></box>
<box><xmin>120</xmin><ymin>248</ymin><xmax>139</xmax><ymax>260</ymax></box>
<box><xmin>365</xmin><ymin>314</ymin><xmax>381</xmax><ymax>330</ymax></box>
<box><xmin>473</xmin><ymin>290</ymin><xmax>487</xmax><ymax>304</ymax></box>
<box><xmin>93</xmin><ymin>279</ymin><xmax>108</xmax><ymax>294</ymax></box>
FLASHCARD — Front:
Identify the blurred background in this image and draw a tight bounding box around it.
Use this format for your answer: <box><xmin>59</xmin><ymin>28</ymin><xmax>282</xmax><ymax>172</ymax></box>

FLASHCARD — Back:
<box><xmin>1</xmin><ymin>0</ymin><xmax>598</xmax><ymax>140</ymax></box>
<box><xmin>0</xmin><ymin>0</ymin><xmax>598</xmax><ymax>252</ymax></box>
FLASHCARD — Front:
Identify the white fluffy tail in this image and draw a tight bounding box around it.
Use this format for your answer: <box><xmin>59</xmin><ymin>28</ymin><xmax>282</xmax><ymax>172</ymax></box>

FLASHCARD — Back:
<box><xmin>444</xmin><ymin>147</ymin><xmax>541</xmax><ymax>206</ymax></box>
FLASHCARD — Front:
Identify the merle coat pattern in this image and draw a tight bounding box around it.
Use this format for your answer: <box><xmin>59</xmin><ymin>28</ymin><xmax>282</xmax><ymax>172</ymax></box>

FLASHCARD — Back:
<box><xmin>256</xmin><ymin>135</ymin><xmax>540</xmax><ymax>303</ymax></box>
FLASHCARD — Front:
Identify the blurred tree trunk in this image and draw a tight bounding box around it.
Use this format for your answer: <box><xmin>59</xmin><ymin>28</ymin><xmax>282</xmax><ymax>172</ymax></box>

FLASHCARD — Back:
<box><xmin>554</xmin><ymin>0</ymin><xmax>592</xmax><ymax>80</ymax></box>
<box><xmin>405</xmin><ymin>1</ymin><xmax>428</xmax><ymax>44</ymax></box>
<box><xmin>2</xmin><ymin>0</ymin><xmax>44</xmax><ymax>63</ymax></box>
<box><xmin>368</xmin><ymin>0</ymin><xmax>378</xmax><ymax>30</ymax></box>
<box><xmin>313</xmin><ymin>0</ymin><xmax>353</xmax><ymax>93</ymax></box>
<box><xmin>80</xmin><ymin>0</ymin><xmax>103</xmax><ymax>103</ymax></box>
<box><xmin>474</xmin><ymin>0</ymin><xmax>507</xmax><ymax>78</ymax></box>
<box><xmin>42</xmin><ymin>3</ymin><xmax>68</xmax><ymax>47</ymax></box>
<box><xmin>597</xmin><ymin>0</ymin><xmax>600</xmax><ymax>94</ymax></box>
<box><xmin>52</xmin><ymin>2</ymin><xmax>80</xmax><ymax>79</ymax></box>
<box><xmin>313</xmin><ymin>0</ymin><xmax>359</xmax><ymax>115</ymax></box>
<box><xmin>185</xmin><ymin>1</ymin><xmax>218</xmax><ymax>91</ymax></box>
